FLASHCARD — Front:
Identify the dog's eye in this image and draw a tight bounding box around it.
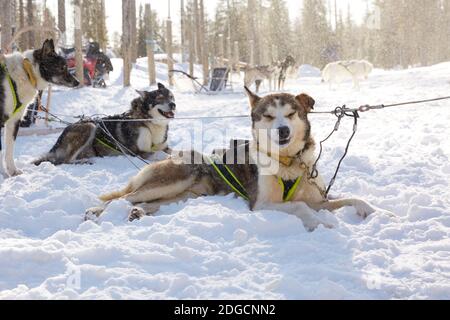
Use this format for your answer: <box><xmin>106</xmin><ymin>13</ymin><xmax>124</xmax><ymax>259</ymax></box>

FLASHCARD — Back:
<box><xmin>287</xmin><ymin>112</ymin><xmax>297</xmax><ymax>119</ymax></box>
<box><xmin>263</xmin><ymin>114</ymin><xmax>275</xmax><ymax>121</ymax></box>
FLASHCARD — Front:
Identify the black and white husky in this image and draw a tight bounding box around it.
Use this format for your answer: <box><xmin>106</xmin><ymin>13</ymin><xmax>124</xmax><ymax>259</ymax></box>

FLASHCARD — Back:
<box><xmin>34</xmin><ymin>83</ymin><xmax>176</xmax><ymax>166</ymax></box>
<box><xmin>0</xmin><ymin>39</ymin><xmax>79</xmax><ymax>177</ymax></box>
<box><xmin>87</xmin><ymin>87</ymin><xmax>376</xmax><ymax>231</ymax></box>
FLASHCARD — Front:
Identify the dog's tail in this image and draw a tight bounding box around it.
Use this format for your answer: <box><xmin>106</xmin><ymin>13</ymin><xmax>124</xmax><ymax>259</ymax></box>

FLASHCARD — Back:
<box><xmin>99</xmin><ymin>184</ymin><xmax>133</xmax><ymax>202</ymax></box>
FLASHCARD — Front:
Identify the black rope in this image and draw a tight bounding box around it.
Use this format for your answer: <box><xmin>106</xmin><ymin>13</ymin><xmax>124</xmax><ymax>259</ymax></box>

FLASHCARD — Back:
<box><xmin>310</xmin><ymin>107</ymin><xmax>345</xmax><ymax>179</ymax></box>
<box><xmin>39</xmin><ymin>106</ymin><xmax>73</xmax><ymax>126</ymax></box>
<box><xmin>308</xmin><ymin>106</ymin><xmax>360</xmax><ymax>199</ymax></box>
<box><xmin>324</xmin><ymin>110</ymin><xmax>359</xmax><ymax>198</ymax></box>
<box><xmin>96</xmin><ymin>118</ymin><xmax>149</xmax><ymax>170</ymax></box>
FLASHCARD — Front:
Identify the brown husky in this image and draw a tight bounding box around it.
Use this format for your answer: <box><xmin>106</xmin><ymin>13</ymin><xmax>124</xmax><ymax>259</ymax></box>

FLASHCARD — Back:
<box><xmin>86</xmin><ymin>87</ymin><xmax>375</xmax><ymax>231</ymax></box>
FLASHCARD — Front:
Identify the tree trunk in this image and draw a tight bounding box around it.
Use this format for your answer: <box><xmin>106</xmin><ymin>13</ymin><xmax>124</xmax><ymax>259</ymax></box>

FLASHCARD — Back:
<box><xmin>98</xmin><ymin>0</ymin><xmax>107</xmax><ymax>52</ymax></box>
<box><xmin>130</xmin><ymin>0</ymin><xmax>137</xmax><ymax>63</ymax></box>
<box><xmin>122</xmin><ymin>0</ymin><xmax>132</xmax><ymax>87</ymax></box>
<box><xmin>26</xmin><ymin>0</ymin><xmax>35</xmax><ymax>49</ymax></box>
<box><xmin>193</xmin><ymin>0</ymin><xmax>202</xmax><ymax>64</ymax></box>
<box><xmin>58</xmin><ymin>0</ymin><xmax>66</xmax><ymax>46</ymax></box>
<box><xmin>166</xmin><ymin>18</ymin><xmax>174</xmax><ymax>86</ymax></box>
<box><xmin>188</xmin><ymin>13</ymin><xmax>195</xmax><ymax>77</ymax></box>
<box><xmin>234</xmin><ymin>41</ymin><xmax>240</xmax><ymax>74</ymax></box>
<box><xmin>145</xmin><ymin>3</ymin><xmax>156</xmax><ymax>86</ymax></box>
<box><xmin>18</xmin><ymin>0</ymin><xmax>26</xmax><ymax>50</ymax></box>
<box><xmin>74</xmin><ymin>0</ymin><xmax>84</xmax><ymax>87</ymax></box>
<box><xmin>200</xmin><ymin>0</ymin><xmax>209</xmax><ymax>85</ymax></box>
<box><xmin>1</xmin><ymin>1</ymin><xmax>13</xmax><ymax>53</ymax></box>
<box><xmin>180</xmin><ymin>0</ymin><xmax>186</xmax><ymax>63</ymax></box>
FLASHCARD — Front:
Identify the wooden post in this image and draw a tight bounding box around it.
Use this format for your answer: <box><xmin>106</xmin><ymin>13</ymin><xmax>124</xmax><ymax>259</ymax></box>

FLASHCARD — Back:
<box><xmin>18</xmin><ymin>0</ymin><xmax>26</xmax><ymax>50</ymax></box>
<box><xmin>1</xmin><ymin>1</ymin><xmax>13</xmax><ymax>53</ymax></box>
<box><xmin>130</xmin><ymin>0</ymin><xmax>137</xmax><ymax>63</ymax></box>
<box><xmin>188</xmin><ymin>13</ymin><xmax>195</xmax><ymax>77</ymax></box>
<box><xmin>26</xmin><ymin>0</ymin><xmax>34</xmax><ymax>49</ymax></box>
<box><xmin>145</xmin><ymin>4</ymin><xmax>156</xmax><ymax>86</ymax></box>
<box><xmin>200</xmin><ymin>0</ymin><xmax>209</xmax><ymax>85</ymax></box>
<box><xmin>218</xmin><ymin>34</ymin><xmax>224</xmax><ymax>66</ymax></box>
<box><xmin>166</xmin><ymin>18</ymin><xmax>174</xmax><ymax>86</ymax></box>
<box><xmin>193</xmin><ymin>0</ymin><xmax>201</xmax><ymax>64</ymax></box>
<box><xmin>45</xmin><ymin>85</ymin><xmax>52</xmax><ymax>126</ymax></box>
<box><xmin>234</xmin><ymin>40</ymin><xmax>240</xmax><ymax>75</ymax></box>
<box><xmin>249</xmin><ymin>40</ymin><xmax>255</xmax><ymax>67</ymax></box>
<box><xmin>58</xmin><ymin>0</ymin><xmax>66</xmax><ymax>46</ymax></box>
<box><xmin>122</xmin><ymin>0</ymin><xmax>132</xmax><ymax>87</ymax></box>
<box><xmin>226</xmin><ymin>0</ymin><xmax>232</xmax><ymax>71</ymax></box>
<box><xmin>74</xmin><ymin>0</ymin><xmax>83</xmax><ymax>87</ymax></box>
<box><xmin>180</xmin><ymin>0</ymin><xmax>186</xmax><ymax>63</ymax></box>
<box><xmin>98</xmin><ymin>0</ymin><xmax>107</xmax><ymax>52</ymax></box>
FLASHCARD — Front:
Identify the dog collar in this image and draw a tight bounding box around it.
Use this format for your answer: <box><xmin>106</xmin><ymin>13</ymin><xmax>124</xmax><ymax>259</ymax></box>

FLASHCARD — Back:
<box><xmin>263</xmin><ymin>149</ymin><xmax>304</xmax><ymax>167</ymax></box>
<box><xmin>23</xmin><ymin>58</ymin><xmax>38</xmax><ymax>89</ymax></box>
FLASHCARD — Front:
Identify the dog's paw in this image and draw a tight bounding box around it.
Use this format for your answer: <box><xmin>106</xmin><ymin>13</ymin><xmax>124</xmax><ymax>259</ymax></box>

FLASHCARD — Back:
<box><xmin>353</xmin><ymin>199</ymin><xmax>376</xmax><ymax>219</ymax></box>
<box><xmin>84</xmin><ymin>207</ymin><xmax>104</xmax><ymax>222</ymax></box>
<box><xmin>128</xmin><ymin>207</ymin><xmax>146</xmax><ymax>222</ymax></box>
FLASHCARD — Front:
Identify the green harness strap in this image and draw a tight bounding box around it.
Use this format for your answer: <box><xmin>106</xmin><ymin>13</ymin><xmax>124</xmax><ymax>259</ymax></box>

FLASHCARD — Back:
<box><xmin>95</xmin><ymin>137</ymin><xmax>122</xmax><ymax>154</ymax></box>
<box><xmin>0</xmin><ymin>63</ymin><xmax>25</xmax><ymax>116</ymax></box>
<box><xmin>278</xmin><ymin>176</ymin><xmax>303</xmax><ymax>202</ymax></box>
<box><xmin>208</xmin><ymin>155</ymin><xmax>303</xmax><ymax>203</ymax></box>
<box><xmin>95</xmin><ymin>136</ymin><xmax>158</xmax><ymax>154</ymax></box>
<box><xmin>208</xmin><ymin>156</ymin><xmax>250</xmax><ymax>201</ymax></box>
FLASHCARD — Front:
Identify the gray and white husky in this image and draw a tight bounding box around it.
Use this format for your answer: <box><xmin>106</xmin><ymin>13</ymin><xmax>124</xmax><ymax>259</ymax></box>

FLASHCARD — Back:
<box><xmin>86</xmin><ymin>87</ymin><xmax>376</xmax><ymax>231</ymax></box>
<box><xmin>34</xmin><ymin>83</ymin><xmax>176</xmax><ymax>166</ymax></box>
<box><xmin>0</xmin><ymin>39</ymin><xmax>79</xmax><ymax>177</ymax></box>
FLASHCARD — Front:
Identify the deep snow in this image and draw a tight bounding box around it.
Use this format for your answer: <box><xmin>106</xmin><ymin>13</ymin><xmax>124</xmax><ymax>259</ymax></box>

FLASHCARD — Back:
<box><xmin>0</xmin><ymin>58</ymin><xmax>449</xmax><ymax>299</ymax></box>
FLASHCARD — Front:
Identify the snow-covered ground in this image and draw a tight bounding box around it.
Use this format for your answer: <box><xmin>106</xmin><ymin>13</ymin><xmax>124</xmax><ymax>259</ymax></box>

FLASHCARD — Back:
<box><xmin>0</xmin><ymin>58</ymin><xmax>449</xmax><ymax>299</ymax></box>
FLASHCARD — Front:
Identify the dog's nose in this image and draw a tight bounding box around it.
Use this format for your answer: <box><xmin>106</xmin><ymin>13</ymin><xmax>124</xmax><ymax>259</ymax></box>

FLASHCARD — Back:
<box><xmin>169</xmin><ymin>102</ymin><xmax>176</xmax><ymax>110</ymax></box>
<box><xmin>278</xmin><ymin>126</ymin><xmax>290</xmax><ymax>140</ymax></box>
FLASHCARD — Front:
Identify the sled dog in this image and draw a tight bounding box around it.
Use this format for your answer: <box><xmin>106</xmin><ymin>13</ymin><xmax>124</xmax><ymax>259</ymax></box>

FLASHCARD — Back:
<box><xmin>34</xmin><ymin>83</ymin><xmax>175</xmax><ymax>166</ymax></box>
<box><xmin>244</xmin><ymin>64</ymin><xmax>280</xmax><ymax>93</ymax></box>
<box><xmin>0</xmin><ymin>39</ymin><xmax>79</xmax><ymax>177</ymax></box>
<box><xmin>277</xmin><ymin>55</ymin><xmax>296</xmax><ymax>91</ymax></box>
<box><xmin>86</xmin><ymin>87</ymin><xmax>375</xmax><ymax>231</ymax></box>
<box><xmin>322</xmin><ymin>60</ymin><xmax>373</xmax><ymax>89</ymax></box>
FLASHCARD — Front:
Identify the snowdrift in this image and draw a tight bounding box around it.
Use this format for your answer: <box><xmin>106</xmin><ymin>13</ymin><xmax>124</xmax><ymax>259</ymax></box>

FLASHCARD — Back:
<box><xmin>0</xmin><ymin>58</ymin><xmax>449</xmax><ymax>299</ymax></box>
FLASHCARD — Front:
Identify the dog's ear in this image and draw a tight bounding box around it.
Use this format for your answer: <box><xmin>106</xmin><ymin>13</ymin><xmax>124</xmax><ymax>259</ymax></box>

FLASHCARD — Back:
<box><xmin>295</xmin><ymin>93</ymin><xmax>315</xmax><ymax>113</ymax></box>
<box><xmin>157</xmin><ymin>83</ymin><xmax>165</xmax><ymax>90</ymax></box>
<box><xmin>244</xmin><ymin>86</ymin><xmax>261</xmax><ymax>109</ymax></box>
<box><xmin>42</xmin><ymin>39</ymin><xmax>55</xmax><ymax>56</ymax></box>
<box><xmin>135</xmin><ymin>90</ymin><xmax>147</xmax><ymax>99</ymax></box>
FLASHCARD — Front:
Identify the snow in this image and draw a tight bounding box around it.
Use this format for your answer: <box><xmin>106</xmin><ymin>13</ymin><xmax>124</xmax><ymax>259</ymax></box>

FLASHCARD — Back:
<box><xmin>1</xmin><ymin>57</ymin><xmax>449</xmax><ymax>299</ymax></box>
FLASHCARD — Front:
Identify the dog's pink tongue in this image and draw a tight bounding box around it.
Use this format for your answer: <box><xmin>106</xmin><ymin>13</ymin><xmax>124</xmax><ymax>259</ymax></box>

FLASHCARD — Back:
<box><xmin>168</xmin><ymin>112</ymin><xmax>175</xmax><ymax>118</ymax></box>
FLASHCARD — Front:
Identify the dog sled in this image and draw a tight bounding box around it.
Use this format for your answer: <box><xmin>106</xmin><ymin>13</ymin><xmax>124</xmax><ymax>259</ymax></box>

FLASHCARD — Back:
<box><xmin>170</xmin><ymin>67</ymin><xmax>234</xmax><ymax>95</ymax></box>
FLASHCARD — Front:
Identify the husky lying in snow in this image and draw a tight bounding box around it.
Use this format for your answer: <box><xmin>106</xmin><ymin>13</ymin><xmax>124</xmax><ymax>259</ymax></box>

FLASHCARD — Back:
<box><xmin>34</xmin><ymin>83</ymin><xmax>175</xmax><ymax>166</ymax></box>
<box><xmin>322</xmin><ymin>60</ymin><xmax>373</xmax><ymax>89</ymax></box>
<box><xmin>86</xmin><ymin>87</ymin><xmax>375</xmax><ymax>231</ymax></box>
<box><xmin>0</xmin><ymin>39</ymin><xmax>79</xmax><ymax>177</ymax></box>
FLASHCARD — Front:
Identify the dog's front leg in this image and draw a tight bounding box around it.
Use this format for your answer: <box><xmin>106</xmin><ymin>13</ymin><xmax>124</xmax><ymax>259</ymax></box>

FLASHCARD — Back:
<box><xmin>313</xmin><ymin>198</ymin><xmax>376</xmax><ymax>219</ymax></box>
<box><xmin>254</xmin><ymin>201</ymin><xmax>333</xmax><ymax>232</ymax></box>
<box><xmin>4</xmin><ymin>120</ymin><xmax>22</xmax><ymax>177</ymax></box>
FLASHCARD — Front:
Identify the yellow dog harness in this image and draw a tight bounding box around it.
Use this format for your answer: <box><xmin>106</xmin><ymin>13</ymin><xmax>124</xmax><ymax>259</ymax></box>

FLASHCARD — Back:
<box><xmin>0</xmin><ymin>58</ymin><xmax>37</xmax><ymax>117</ymax></box>
<box><xmin>208</xmin><ymin>155</ymin><xmax>302</xmax><ymax>202</ymax></box>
